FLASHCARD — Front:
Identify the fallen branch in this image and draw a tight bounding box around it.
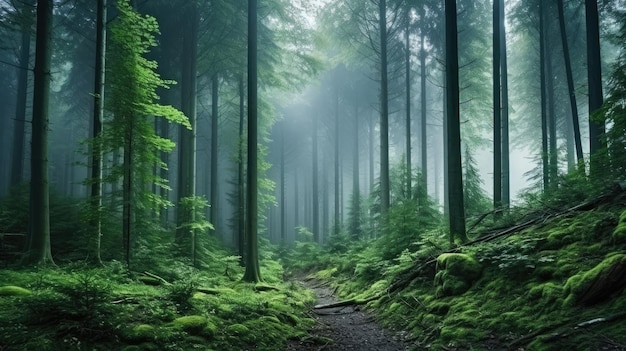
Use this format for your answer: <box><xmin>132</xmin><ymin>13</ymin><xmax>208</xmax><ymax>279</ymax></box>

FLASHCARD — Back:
<box><xmin>142</xmin><ymin>271</ymin><xmax>171</xmax><ymax>286</ymax></box>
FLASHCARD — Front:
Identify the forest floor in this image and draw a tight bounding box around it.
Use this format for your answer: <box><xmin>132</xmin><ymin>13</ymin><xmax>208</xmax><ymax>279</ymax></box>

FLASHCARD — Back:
<box><xmin>285</xmin><ymin>278</ymin><xmax>412</xmax><ymax>351</ymax></box>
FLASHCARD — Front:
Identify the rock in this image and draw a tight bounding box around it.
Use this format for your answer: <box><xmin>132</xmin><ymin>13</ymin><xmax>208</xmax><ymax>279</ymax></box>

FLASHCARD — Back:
<box><xmin>435</xmin><ymin>253</ymin><xmax>482</xmax><ymax>296</ymax></box>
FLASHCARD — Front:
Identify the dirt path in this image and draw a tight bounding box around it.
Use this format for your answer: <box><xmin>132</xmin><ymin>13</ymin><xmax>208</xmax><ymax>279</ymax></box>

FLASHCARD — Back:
<box><xmin>286</xmin><ymin>280</ymin><xmax>413</xmax><ymax>351</ymax></box>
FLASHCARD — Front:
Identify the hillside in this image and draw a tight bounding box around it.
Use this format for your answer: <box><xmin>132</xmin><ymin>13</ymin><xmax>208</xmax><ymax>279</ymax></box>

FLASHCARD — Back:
<box><xmin>284</xmin><ymin>183</ymin><xmax>626</xmax><ymax>350</ymax></box>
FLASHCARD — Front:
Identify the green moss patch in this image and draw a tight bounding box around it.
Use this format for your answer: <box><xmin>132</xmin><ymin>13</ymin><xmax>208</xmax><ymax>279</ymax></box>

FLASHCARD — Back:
<box><xmin>170</xmin><ymin>315</ymin><xmax>208</xmax><ymax>334</ymax></box>
<box><xmin>564</xmin><ymin>253</ymin><xmax>626</xmax><ymax>306</ymax></box>
<box><xmin>435</xmin><ymin>253</ymin><xmax>482</xmax><ymax>296</ymax></box>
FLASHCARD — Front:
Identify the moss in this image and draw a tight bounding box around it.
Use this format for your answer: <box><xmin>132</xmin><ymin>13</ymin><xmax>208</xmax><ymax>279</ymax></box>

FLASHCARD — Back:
<box><xmin>0</xmin><ymin>285</ymin><xmax>31</xmax><ymax>296</ymax></box>
<box><xmin>171</xmin><ymin>315</ymin><xmax>208</xmax><ymax>334</ymax></box>
<box><xmin>226</xmin><ymin>323</ymin><xmax>249</xmax><ymax>335</ymax></box>
<box><xmin>612</xmin><ymin>210</ymin><xmax>626</xmax><ymax>243</ymax></box>
<box><xmin>435</xmin><ymin>253</ymin><xmax>482</xmax><ymax>296</ymax></box>
<box><xmin>563</xmin><ymin>253</ymin><xmax>626</xmax><ymax>306</ymax></box>
<box><xmin>124</xmin><ymin>324</ymin><xmax>155</xmax><ymax>342</ymax></box>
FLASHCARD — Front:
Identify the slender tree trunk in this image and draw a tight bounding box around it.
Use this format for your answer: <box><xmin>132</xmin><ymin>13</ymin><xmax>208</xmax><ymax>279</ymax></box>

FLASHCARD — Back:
<box><xmin>585</xmin><ymin>0</ymin><xmax>604</xmax><ymax>174</ymax></box>
<box><xmin>242</xmin><ymin>0</ymin><xmax>261</xmax><ymax>282</ymax></box>
<box><xmin>352</xmin><ymin>102</ymin><xmax>360</xmax><ymax>239</ymax></box>
<box><xmin>280</xmin><ymin>122</ymin><xmax>286</xmax><ymax>244</ymax></box>
<box><xmin>334</xmin><ymin>89</ymin><xmax>340</xmax><ymax>235</ymax></box>
<box><xmin>499</xmin><ymin>0</ymin><xmax>510</xmax><ymax>208</ymax></box>
<box><xmin>493</xmin><ymin>0</ymin><xmax>502</xmax><ymax>211</ymax></box>
<box><xmin>546</xmin><ymin>37</ymin><xmax>558</xmax><ymax>186</ymax></box>
<box><xmin>294</xmin><ymin>169</ymin><xmax>299</xmax><ymax>236</ymax></box>
<box><xmin>11</xmin><ymin>1</ymin><xmax>33</xmax><ymax>188</ymax></box>
<box><xmin>540</xmin><ymin>0</ymin><xmax>549</xmax><ymax>190</ymax></box>
<box><xmin>405</xmin><ymin>8</ymin><xmax>412</xmax><ymax>198</ymax></box>
<box><xmin>210</xmin><ymin>74</ymin><xmax>219</xmax><ymax>229</ymax></box>
<box><xmin>557</xmin><ymin>0</ymin><xmax>583</xmax><ymax>167</ymax></box>
<box><xmin>25</xmin><ymin>0</ymin><xmax>54</xmax><ymax>266</ymax></box>
<box><xmin>419</xmin><ymin>14</ymin><xmax>428</xmax><ymax>192</ymax></box>
<box><xmin>312</xmin><ymin>109</ymin><xmax>319</xmax><ymax>243</ymax></box>
<box><xmin>176</xmin><ymin>4</ymin><xmax>198</xmax><ymax>260</ymax></box>
<box><xmin>379</xmin><ymin>0</ymin><xmax>390</xmax><ymax>215</ymax></box>
<box><xmin>88</xmin><ymin>0</ymin><xmax>107</xmax><ymax>265</ymax></box>
<box><xmin>445</xmin><ymin>0</ymin><xmax>466</xmax><ymax>243</ymax></box>
<box><xmin>237</xmin><ymin>74</ymin><xmax>245</xmax><ymax>263</ymax></box>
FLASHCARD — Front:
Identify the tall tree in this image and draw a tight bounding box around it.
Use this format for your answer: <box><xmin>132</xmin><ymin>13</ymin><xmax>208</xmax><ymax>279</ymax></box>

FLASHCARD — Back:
<box><xmin>539</xmin><ymin>0</ymin><xmax>549</xmax><ymax>190</ymax></box>
<box><xmin>499</xmin><ymin>0</ymin><xmax>510</xmax><ymax>208</ymax></box>
<box><xmin>176</xmin><ymin>1</ymin><xmax>199</xmax><ymax>257</ymax></box>
<box><xmin>210</xmin><ymin>73</ymin><xmax>219</xmax><ymax>228</ymax></box>
<box><xmin>556</xmin><ymin>0</ymin><xmax>583</xmax><ymax>166</ymax></box>
<box><xmin>24</xmin><ymin>0</ymin><xmax>54</xmax><ymax>266</ymax></box>
<box><xmin>10</xmin><ymin>0</ymin><xmax>34</xmax><ymax>189</ymax></box>
<box><xmin>87</xmin><ymin>0</ymin><xmax>107</xmax><ymax>265</ymax></box>
<box><xmin>404</xmin><ymin>6</ymin><xmax>412</xmax><ymax>198</ymax></box>
<box><xmin>445</xmin><ymin>0</ymin><xmax>466</xmax><ymax>243</ymax></box>
<box><xmin>493</xmin><ymin>0</ymin><xmax>502</xmax><ymax>211</ymax></box>
<box><xmin>586</xmin><ymin>0</ymin><xmax>604</xmax><ymax>174</ymax></box>
<box><xmin>379</xmin><ymin>0</ymin><xmax>390</xmax><ymax>216</ymax></box>
<box><xmin>242</xmin><ymin>0</ymin><xmax>261</xmax><ymax>282</ymax></box>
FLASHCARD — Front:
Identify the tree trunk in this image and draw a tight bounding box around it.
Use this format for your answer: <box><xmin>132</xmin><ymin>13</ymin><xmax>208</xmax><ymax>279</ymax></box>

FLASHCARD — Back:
<box><xmin>88</xmin><ymin>0</ymin><xmax>107</xmax><ymax>265</ymax></box>
<box><xmin>25</xmin><ymin>0</ymin><xmax>54</xmax><ymax>266</ymax></box>
<box><xmin>176</xmin><ymin>3</ymin><xmax>198</xmax><ymax>260</ymax></box>
<box><xmin>546</xmin><ymin>35</ymin><xmax>558</xmax><ymax>186</ymax></box>
<box><xmin>379</xmin><ymin>0</ymin><xmax>390</xmax><ymax>215</ymax></box>
<box><xmin>540</xmin><ymin>0</ymin><xmax>549</xmax><ymax>190</ymax></box>
<box><xmin>312</xmin><ymin>109</ymin><xmax>320</xmax><ymax>243</ymax></box>
<box><xmin>419</xmin><ymin>11</ymin><xmax>428</xmax><ymax>192</ymax></box>
<box><xmin>11</xmin><ymin>1</ymin><xmax>33</xmax><ymax>188</ymax></box>
<box><xmin>405</xmin><ymin>8</ymin><xmax>412</xmax><ymax>198</ymax></box>
<box><xmin>210</xmin><ymin>73</ymin><xmax>219</xmax><ymax>229</ymax></box>
<box><xmin>280</xmin><ymin>122</ymin><xmax>286</xmax><ymax>243</ymax></box>
<box><xmin>499</xmin><ymin>0</ymin><xmax>510</xmax><ymax>208</ymax></box>
<box><xmin>237</xmin><ymin>74</ymin><xmax>245</xmax><ymax>264</ymax></box>
<box><xmin>493</xmin><ymin>0</ymin><xmax>502</xmax><ymax>211</ymax></box>
<box><xmin>334</xmin><ymin>88</ymin><xmax>340</xmax><ymax>235</ymax></box>
<box><xmin>242</xmin><ymin>0</ymin><xmax>261</xmax><ymax>282</ymax></box>
<box><xmin>557</xmin><ymin>0</ymin><xmax>583</xmax><ymax>166</ymax></box>
<box><xmin>585</xmin><ymin>0</ymin><xmax>604</xmax><ymax>174</ymax></box>
<box><xmin>444</xmin><ymin>0</ymin><xmax>466</xmax><ymax>243</ymax></box>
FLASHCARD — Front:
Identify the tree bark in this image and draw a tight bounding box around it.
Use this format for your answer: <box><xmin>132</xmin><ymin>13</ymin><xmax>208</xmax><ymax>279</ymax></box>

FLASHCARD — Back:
<box><xmin>334</xmin><ymin>87</ymin><xmax>340</xmax><ymax>235</ymax></box>
<box><xmin>493</xmin><ymin>0</ymin><xmax>502</xmax><ymax>211</ymax></box>
<box><xmin>176</xmin><ymin>3</ymin><xmax>198</xmax><ymax>260</ymax></box>
<box><xmin>210</xmin><ymin>73</ymin><xmax>219</xmax><ymax>229</ymax></box>
<box><xmin>499</xmin><ymin>0</ymin><xmax>510</xmax><ymax>208</ymax></box>
<box><xmin>557</xmin><ymin>0</ymin><xmax>584</xmax><ymax>166</ymax></box>
<box><xmin>419</xmin><ymin>9</ymin><xmax>428</xmax><ymax>193</ymax></box>
<box><xmin>243</xmin><ymin>0</ymin><xmax>261</xmax><ymax>282</ymax></box>
<box><xmin>88</xmin><ymin>0</ymin><xmax>107</xmax><ymax>265</ymax></box>
<box><xmin>25</xmin><ymin>0</ymin><xmax>54</xmax><ymax>266</ymax></box>
<box><xmin>379</xmin><ymin>0</ymin><xmax>390</xmax><ymax>216</ymax></box>
<box><xmin>585</xmin><ymin>0</ymin><xmax>604</xmax><ymax>174</ymax></box>
<box><xmin>405</xmin><ymin>8</ymin><xmax>412</xmax><ymax>198</ymax></box>
<box><xmin>445</xmin><ymin>0</ymin><xmax>466</xmax><ymax>243</ymax></box>
<box><xmin>312</xmin><ymin>109</ymin><xmax>320</xmax><ymax>243</ymax></box>
<box><xmin>540</xmin><ymin>0</ymin><xmax>549</xmax><ymax>190</ymax></box>
<box><xmin>11</xmin><ymin>0</ymin><xmax>34</xmax><ymax>188</ymax></box>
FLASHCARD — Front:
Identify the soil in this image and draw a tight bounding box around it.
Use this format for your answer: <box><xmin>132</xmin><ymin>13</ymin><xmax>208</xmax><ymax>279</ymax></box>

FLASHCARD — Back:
<box><xmin>286</xmin><ymin>280</ymin><xmax>413</xmax><ymax>351</ymax></box>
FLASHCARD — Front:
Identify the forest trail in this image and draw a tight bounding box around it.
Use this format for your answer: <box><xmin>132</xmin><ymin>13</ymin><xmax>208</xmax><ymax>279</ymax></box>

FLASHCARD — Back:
<box><xmin>286</xmin><ymin>279</ymin><xmax>412</xmax><ymax>351</ymax></box>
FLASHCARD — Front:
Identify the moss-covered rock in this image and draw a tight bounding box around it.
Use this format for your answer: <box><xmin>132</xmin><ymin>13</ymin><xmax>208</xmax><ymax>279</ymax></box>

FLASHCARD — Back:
<box><xmin>612</xmin><ymin>210</ymin><xmax>626</xmax><ymax>244</ymax></box>
<box><xmin>171</xmin><ymin>315</ymin><xmax>208</xmax><ymax>334</ymax></box>
<box><xmin>0</xmin><ymin>285</ymin><xmax>31</xmax><ymax>296</ymax></box>
<box><xmin>435</xmin><ymin>253</ymin><xmax>482</xmax><ymax>296</ymax></box>
<box><xmin>124</xmin><ymin>324</ymin><xmax>156</xmax><ymax>342</ymax></box>
<box><xmin>563</xmin><ymin>253</ymin><xmax>626</xmax><ymax>306</ymax></box>
<box><xmin>226</xmin><ymin>323</ymin><xmax>249</xmax><ymax>335</ymax></box>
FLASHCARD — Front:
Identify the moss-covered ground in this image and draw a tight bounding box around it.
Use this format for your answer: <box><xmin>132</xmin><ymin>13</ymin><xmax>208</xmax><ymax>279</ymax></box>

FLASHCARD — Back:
<box><xmin>282</xmin><ymin>193</ymin><xmax>626</xmax><ymax>350</ymax></box>
<box><xmin>0</xmin><ymin>255</ymin><xmax>316</xmax><ymax>350</ymax></box>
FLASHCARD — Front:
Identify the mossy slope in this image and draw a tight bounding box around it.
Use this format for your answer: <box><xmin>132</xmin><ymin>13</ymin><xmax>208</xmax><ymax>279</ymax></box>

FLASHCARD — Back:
<box><xmin>288</xmin><ymin>200</ymin><xmax>626</xmax><ymax>350</ymax></box>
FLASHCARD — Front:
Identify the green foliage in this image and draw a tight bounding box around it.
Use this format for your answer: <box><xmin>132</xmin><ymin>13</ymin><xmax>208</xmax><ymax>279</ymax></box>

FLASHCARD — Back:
<box><xmin>463</xmin><ymin>146</ymin><xmax>491</xmax><ymax>216</ymax></box>
<box><xmin>0</xmin><ymin>285</ymin><xmax>31</xmax><ymax>296</ymax></box>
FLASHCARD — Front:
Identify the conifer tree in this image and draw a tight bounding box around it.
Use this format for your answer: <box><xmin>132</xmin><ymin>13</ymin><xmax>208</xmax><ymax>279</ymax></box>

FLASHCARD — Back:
<box><xmin>106</xmin><ymin>0</ymin><xmax>189</xmax><ymax>268</ymax></box>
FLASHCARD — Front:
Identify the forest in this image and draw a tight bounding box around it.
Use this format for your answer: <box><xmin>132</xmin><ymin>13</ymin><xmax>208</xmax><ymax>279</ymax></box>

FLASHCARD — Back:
<box><xmin>0</xmin><ymin>0</ymin><xmax>626</xmax><ymax>350</ymax></box>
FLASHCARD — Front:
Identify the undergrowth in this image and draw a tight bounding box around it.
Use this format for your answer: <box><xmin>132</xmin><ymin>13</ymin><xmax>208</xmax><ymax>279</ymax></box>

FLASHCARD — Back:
<box><xmin>283</xmin><ymin>179</ymin><xmax>626</xmax><ymax>351</ymax></box>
